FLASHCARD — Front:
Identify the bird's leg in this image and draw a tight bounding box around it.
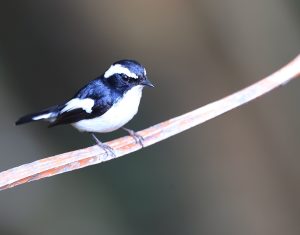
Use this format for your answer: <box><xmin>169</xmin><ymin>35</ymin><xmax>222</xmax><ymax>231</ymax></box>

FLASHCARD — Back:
<box><xmin>122</xmin><ymin>127</ymin><xmax>144</xmax><ymax>147</ymax></box>
<box><xmin>91</xmin><ymin>133</ymin><xmax>116</xmax><ymax>157</ymax></box>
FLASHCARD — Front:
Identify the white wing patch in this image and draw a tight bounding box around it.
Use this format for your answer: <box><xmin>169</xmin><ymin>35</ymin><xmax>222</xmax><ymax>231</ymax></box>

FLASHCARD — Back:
<box><xmin>104</xmin><ymin>64</ymin><xmax>138</xmax><ymax>79</ymax></box>
<box><xmin>72</xmin><ymin>85</ymin><xmax>143</xmax><ymax>133</ymax></box>
<box><xmin>32</xmin><ymin>113</ymin><xmax>52</xmax><ymax>121</ymax></box>
<box><xmin>61</xmin><ymin>98</ymin><xmax>95</xmax><ymax>114</ymax></box>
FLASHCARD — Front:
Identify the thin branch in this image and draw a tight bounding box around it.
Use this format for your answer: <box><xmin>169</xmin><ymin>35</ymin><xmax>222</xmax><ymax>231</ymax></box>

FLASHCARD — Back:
<box><xmin>1</xmin><ymin>55</ymin><xmax>300</xmax><ymax>191</ymax></box>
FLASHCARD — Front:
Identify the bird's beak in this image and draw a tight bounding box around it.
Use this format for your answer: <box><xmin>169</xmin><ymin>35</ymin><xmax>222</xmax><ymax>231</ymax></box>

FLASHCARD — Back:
<box><xmin>141</xmin><ymin>78</ymin><xmax>155</xmax><ymax>88</ymax></box>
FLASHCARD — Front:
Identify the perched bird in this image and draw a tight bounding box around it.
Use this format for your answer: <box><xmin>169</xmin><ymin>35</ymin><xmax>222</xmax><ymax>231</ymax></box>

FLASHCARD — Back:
<box><xmin>16</xmin><ymin>59</ymin><xmax>154</xmax><ymax>155</ymax></box>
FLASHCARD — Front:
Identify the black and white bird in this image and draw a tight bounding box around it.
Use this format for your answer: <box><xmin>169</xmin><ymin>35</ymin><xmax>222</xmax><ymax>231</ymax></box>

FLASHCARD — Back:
<box><xmin>16</xmin><ymin>59</ymin><xmax>154</xmax><ymax>155</ymax></box>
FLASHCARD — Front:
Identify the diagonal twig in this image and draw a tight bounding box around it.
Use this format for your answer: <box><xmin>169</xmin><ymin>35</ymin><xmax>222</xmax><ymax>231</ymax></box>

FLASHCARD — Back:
<box><xmin>1</xmin><ymin>54</ymin><xmax>300</xmax><ymax>191</ymax></box>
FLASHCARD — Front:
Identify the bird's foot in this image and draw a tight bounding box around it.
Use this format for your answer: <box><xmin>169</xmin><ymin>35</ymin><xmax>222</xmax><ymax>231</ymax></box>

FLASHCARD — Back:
<box><xmin>122</xmin><ymin>127</ymin><xmax>144</xmax><ymax>147</ymax></box>
<box><xmin>91</xmin><ymin>133</ymin><xmax>116</xmax><ymax>157</ymax></box>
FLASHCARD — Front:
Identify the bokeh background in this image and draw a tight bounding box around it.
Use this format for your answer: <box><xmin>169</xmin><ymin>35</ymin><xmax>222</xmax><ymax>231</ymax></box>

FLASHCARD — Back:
<box><xmin>1</xmin><ymin>1</ymin><xmax>300</xmax><ymax>234</ymax></box>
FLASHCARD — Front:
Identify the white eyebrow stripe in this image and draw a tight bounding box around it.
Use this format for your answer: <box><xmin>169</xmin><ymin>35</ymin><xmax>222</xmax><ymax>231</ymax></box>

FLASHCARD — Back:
<box><xmin>61</xmin><ymin>98</ymin><xmax>95</xmax><ymax>114</ymax></box>
<box><xmin>104</xmin><ymin>64</ymin><xmax>138</xmax><ymax>79</ymax></box>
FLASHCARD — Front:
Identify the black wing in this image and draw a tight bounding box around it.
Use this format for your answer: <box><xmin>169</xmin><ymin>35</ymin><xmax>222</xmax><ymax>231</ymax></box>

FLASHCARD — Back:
<box><xmin>49</xmin><ymin>79</ymin><xmax>120</xmax><ymax>127</ymax></box>
<box><xmin>49</xmin><ymin>108</ymin><xmax>92</xmax><ymax>127</ymax></box>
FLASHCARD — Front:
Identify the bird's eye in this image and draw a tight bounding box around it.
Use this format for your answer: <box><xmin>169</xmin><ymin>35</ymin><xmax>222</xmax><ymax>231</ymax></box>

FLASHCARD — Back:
<box><xmin>122</xmin><ymin>75</ymin><xmax>130</xmax><ymax>82</ymax></box>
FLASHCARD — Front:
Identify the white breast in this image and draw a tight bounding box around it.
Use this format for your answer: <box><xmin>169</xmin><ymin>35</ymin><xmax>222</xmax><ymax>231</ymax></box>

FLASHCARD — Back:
<box><xmin>72</xmin><ymin>85</ymin><xmax>143</xmax><ymax>133</ymax></box>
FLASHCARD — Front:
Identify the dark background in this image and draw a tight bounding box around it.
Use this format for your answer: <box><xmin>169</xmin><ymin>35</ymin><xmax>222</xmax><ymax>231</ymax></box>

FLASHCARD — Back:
<box><xmin>0</xmin><ymin>1</ymin><xmax>300</xmax><ymax>234</ymax></box>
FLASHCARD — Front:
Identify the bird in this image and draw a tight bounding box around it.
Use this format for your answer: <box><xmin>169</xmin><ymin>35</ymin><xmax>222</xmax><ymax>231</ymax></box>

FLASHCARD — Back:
<box><xmin>16</xmin><ymin>59</ymin><xmax>154</xmax><ymax>156</ymax></box>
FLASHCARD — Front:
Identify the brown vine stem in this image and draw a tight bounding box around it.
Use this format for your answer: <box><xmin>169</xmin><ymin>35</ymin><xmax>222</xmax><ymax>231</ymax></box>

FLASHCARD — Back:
<box><xmin>1</xmin><ymin>55</ymin><xmax>300</xmax><ymax>191</ymax></box>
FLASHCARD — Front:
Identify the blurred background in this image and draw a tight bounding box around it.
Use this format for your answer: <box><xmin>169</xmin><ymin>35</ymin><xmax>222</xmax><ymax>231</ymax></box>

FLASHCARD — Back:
<box><xmin>0</xmin><ymin>0</ymin><xmax>300</xmax><ymax>234</ymax></box>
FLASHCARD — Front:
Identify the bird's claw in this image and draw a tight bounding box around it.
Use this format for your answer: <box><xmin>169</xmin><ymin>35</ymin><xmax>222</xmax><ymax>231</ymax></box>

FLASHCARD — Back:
<box><xmin>98</xmin><ymin>143</ymin><xmax>116</xmax><ymax>158</ymax></box>
<box><xmin>122</xmin><ymin>127</ymin><xmax>144</xmax><ymax>147</ymax></box>
<box><xmin>91</xmin><ymin>133</ymin><xmax>116</xmax><ymax>157</ymax></box>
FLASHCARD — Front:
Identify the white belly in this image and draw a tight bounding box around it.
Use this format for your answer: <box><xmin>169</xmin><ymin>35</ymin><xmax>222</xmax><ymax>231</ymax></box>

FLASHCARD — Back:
<box><xmin>72</xmin><ymin>85</ymin><xmax>143</xmax><ymax>133</ymax></box>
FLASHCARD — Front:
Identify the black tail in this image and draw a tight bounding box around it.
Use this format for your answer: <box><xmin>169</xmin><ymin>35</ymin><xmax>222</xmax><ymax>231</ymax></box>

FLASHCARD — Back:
<box><xmin>15</xmin><ymin>105</ymin><xmax>59</xmax><ymax>125</ymax></box>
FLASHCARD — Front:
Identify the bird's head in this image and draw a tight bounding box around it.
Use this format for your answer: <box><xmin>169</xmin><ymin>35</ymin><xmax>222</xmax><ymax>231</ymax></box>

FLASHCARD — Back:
<box><xmin>103</xmin><ymin>60</ymin><xmax>154</xmax><ymax>92</ymax></box>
